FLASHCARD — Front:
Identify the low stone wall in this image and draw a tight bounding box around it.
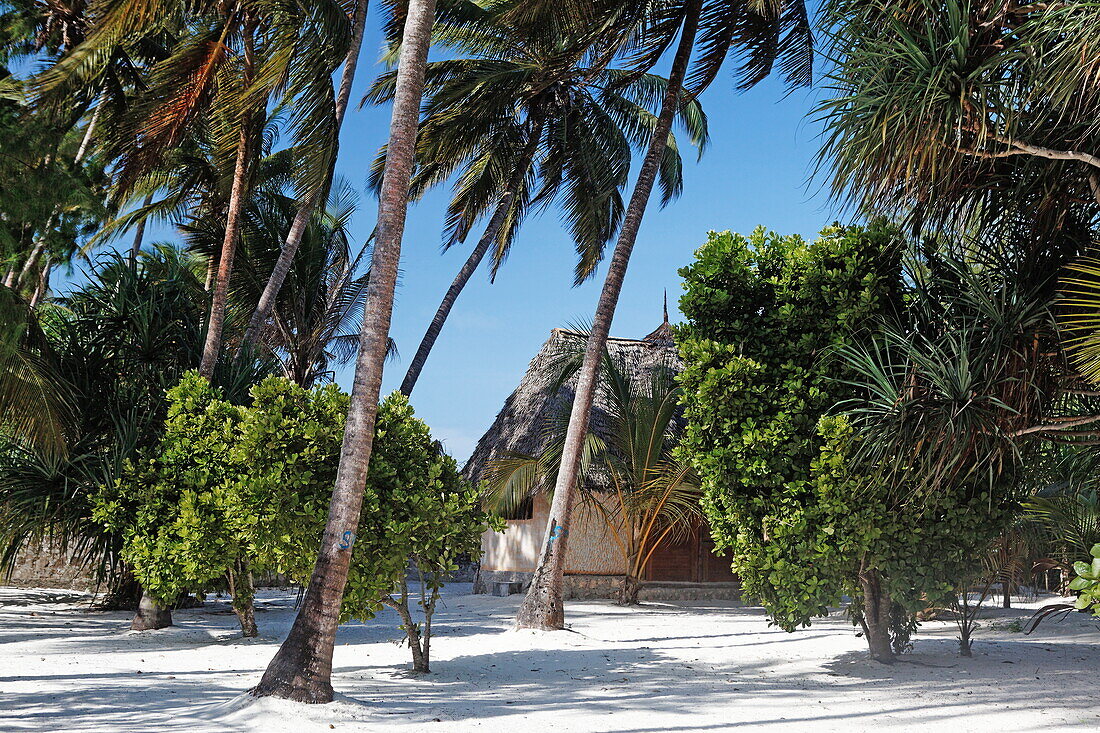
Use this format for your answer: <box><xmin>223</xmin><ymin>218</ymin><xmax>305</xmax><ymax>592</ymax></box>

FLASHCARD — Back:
<box><xmin>4</xmin><ymin>539</ymin><xmax>98</xmax><ymax>592</ymax></box>
<box><xmin>638</xmin><ymin>581</ymin><xmax>742</xmax><ymax>602</ymax></box>
<box><xmin>475</xmin><ymin>569</ymin><xmax>742</xmax><ymax>602</ymax></box>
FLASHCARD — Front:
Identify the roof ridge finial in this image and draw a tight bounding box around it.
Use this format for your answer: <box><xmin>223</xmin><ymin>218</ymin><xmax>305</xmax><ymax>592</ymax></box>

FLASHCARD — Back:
<box><xmin>643</xmin><ymin>291</ymin><xmax>675</xmax><ymax>344</ymax></box>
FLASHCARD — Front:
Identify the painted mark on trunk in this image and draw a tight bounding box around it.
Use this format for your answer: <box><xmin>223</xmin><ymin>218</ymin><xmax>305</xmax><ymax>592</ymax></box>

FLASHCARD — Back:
<box><xmin>548</xmin><ymin>523</ymin><xmax>568</xmax><ymax>545</ymax></box>
<box><xmin>338</xmin><ymin>530</ymin><xmax>355</xmax><ymax>550</ymax></box>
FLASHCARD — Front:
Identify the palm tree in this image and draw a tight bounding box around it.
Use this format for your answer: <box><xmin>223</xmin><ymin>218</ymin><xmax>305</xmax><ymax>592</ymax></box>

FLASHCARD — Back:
<box><xmin>12</xmin><ymin>0</ymin><xmax>178</xmax><ymax>288</ymax></box>
<box><xmin>228</xmin><ymin>185</ymin><xmax>394</xmax><ymax>388</ymax></box>
<box><xmin>0</xmin><ymin>107</ymin><xmax>107</xmax><ymax>296</ymax></box>
<box><xmin>251</xmin><ymin>0</ymin><xmax>438</xmax><ymax>703</ymax></box>
<box><xmin>96</xmin><ymin>115</ymin><xmax>300</xmax><ymax>274</ymax></box>
<box><xmin>515</xmin><ymin>0</ymin><xmax>813</xmax><ymax>631</ymax></box>
<box><xmin>238</xmin><ymin>0</ymin><xmax>368</xmax><ymax>354</ymax></box>
<box><xmin>1029</xmin><ymin>489</ymin><xmax>1100</xmax><ymax>578</ymax></box>
<box><xmin>0</xmin><ymin>247</ymin><xmax>270</xmax><ymax>624</ymax></box>
<box><xmin>363</xmin><ymin>1</ymin><xmax>707</xmax><ymax>396</ymax></box>
<box><xmin>815</xmin><ymin>0</ymin><xmax>1100</xmax><ymax>235</ymax></box>
<box><xmin>484</xmin><ymin>344</ymin><xmax>700</xmax><ymax>605</ymax></box>
<box><xmin>40</xmin><ymin>0</ymin><xmax>350</xmax><ymax>377</ymax></box>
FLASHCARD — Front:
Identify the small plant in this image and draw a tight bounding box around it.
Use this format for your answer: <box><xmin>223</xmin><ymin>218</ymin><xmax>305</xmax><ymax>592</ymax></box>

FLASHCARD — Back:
<box><xmin>951</xmin><ymin>583</ymin><xmax>993</xmax><ymax>657</ymax></box>
<box><xmin>987</xmin><ymin>618</ymin><xmax>1025</xmax><ymax>633</ymax></box>
<box><xmin>1068</xmin><ymin>543</ymin><xmax>1100</xmax><ymax>616</ymax></box>
<box><xmin>1025</xmin><ymin>543</ymin><xmax>1100</xmax><ymax>632</ymax></box>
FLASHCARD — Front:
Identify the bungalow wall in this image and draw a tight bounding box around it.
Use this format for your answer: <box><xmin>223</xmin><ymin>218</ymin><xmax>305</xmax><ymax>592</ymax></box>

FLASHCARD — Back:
<box><xmin>476</xmin><ymin>494</ymin><xmax>739</xmax><ymax>599</ymax></box>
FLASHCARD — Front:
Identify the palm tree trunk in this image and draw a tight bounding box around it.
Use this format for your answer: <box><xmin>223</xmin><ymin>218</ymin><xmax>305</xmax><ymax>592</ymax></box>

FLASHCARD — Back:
<box><xmin>14</xmin><ymin>211</ymin><xmax>57</xmax><ymax>290</ymax></box>
<box><xmin>198</xmin><ymin>19</ymin><xmax>259</xmax><ymax>379</ymax></box>
<box><xmin>198</xmin><ymin>125</ymin><xmax>251</xmax><ymax>377</ymax></box>
<box><xmin>204</xmin><ymin>255</ymin><xmax>217</xmax><ymax>292</ymax></box>
<box><xmin>514</xmin><ymin>0</ymin><xmax>702</xmax><ymax>631</ymax></box>
<box><xmin>28</xmin><ymin>255</ymin><xmax>50</xmax><ymax>307</ymax></box>
<box><xmin>75</xmin><ymin>91</ymin><xmax>106</xmax><ymax>163</ymax></box>
<box><xmin>238</xmin><ymin>0</ymin><xmax>368</xmax><ymax>354</ymax></box>
<box><xmin>14</xmin><ymin>91</ymin><xmax>109</xmax><ymax>290</ymax></box>
<box><xmin>399</xmin><ymin>118</ymin><xmax>544</xmax><ymax>396</ymax></box>
<box><xmin>128</xmin><ymin>193</ymin><xmax>155</xmax><ymax>264</ymax></box>
<box><xmin>251</xmin><ymin>0</ymin><xmax>437</xmax><ymax>703</ymax></box>
<box><xmin>6</xmin><ymin>90</ymin><xmax>104</xmax><ymax>292</ymax></box>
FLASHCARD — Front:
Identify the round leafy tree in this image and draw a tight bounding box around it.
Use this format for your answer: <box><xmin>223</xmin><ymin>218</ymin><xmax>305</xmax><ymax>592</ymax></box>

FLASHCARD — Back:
<box><xmin>99</xmin><ymin>372</ymin><xmax>496</xmax><ymax>655</ymax></box>
<box><xmin>678</xmin><ymin>223</ymin><xmax>1012</xmax><ymax>661</ymax></box>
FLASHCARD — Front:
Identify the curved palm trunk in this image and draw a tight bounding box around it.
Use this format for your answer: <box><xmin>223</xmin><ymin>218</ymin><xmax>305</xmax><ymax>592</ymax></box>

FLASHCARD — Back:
<box><xmin>514</xmin><ymin>0</ymin><xmax>702</xmax><ymax>631</ymax></box>
<box><xmin>251</xmin><ymin>0</ymin><xmax>437</xmax><ymax>703</ymax></box>
<box><xmin>399</xmin><ymin>120</ymin><xmax>543</xmax><ymax>396</ymax></box>
<box><xmin>28</xmin><ymin>255</ymin><xmax>50</xmax><ymax>307</ymax></box>
<box><xmin>75</xmin><ymin>92</ymin><xmax>106</xmax><ymax>163</ymax></box>
<box><xmin>130</xmin><ymin>590</ymin><xmax>172</xmax><ymax>631</ymax></box>
<box><xmin>198</xmin><ymin>125</ymin><xmax>252</xmax><ymax>377</ymax></box>
<box><xmin>12</xmin><ymin>217</ymin><xmax>53</xmax><ymax>291</ymax></box>
<box><xmin>128</xmin><ymin>193</ymin><xmax>155</xmax><ymax>264</ymax></box>
<box><xmin>13</xmin><ymin>91</ymin><xmax>107</xmax><ymax>292</ymax></box>
<box><xmin>199</xmin><ymin>20</ymin><xmax>259</xmax><ymax>379</ymax></box>
<box><xmin>238</xmin><ymin>0</ymin><xmax>368</xmax><ymax>354</ymax></box>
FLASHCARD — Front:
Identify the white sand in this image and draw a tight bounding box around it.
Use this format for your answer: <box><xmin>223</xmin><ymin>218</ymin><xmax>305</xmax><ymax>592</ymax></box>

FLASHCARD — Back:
<box><xmin>1</xmin><ymin>584</ymin><xmax>1097</xmax><ymax>732</ymax></box>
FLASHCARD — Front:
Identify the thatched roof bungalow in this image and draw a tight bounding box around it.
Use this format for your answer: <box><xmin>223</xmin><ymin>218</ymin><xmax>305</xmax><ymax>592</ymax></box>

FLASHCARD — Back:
<box><xmin>466</xmin><ymin>318</ymin><xmax>740</xmax><ymax>601</ymax></box>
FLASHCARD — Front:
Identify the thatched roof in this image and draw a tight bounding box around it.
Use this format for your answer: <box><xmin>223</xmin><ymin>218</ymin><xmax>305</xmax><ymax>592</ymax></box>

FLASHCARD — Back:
<box><xmin>463</xmin><ymin>320</ymin><xmax>680</xmax><ymax>486</ymax></box>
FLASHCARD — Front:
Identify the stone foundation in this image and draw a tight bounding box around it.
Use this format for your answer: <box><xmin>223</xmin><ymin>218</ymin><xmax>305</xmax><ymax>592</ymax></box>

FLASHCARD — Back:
<box><xmin>4</xmin><ymin>539</ymin><xmax>98</xmax><ymax>592</ymax></box>
<box><xmin>475</xmin><ymin>569</ymin><xmax>741</xmax><ymax>602</ymax></box>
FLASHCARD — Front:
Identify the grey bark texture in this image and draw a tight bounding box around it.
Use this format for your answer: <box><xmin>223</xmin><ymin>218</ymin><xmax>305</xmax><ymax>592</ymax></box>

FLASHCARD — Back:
<box><xmin>250</xmin><ymin>0</ymin><xmax>437</xmax><ymax>702</ymax></box>
<box><xmin>130</xmin><ymin>591</ymin><xmax>172</xmax><ymax>631</ymax></box>
<box><xmin>514</xmin><ymin>0</ymin><xmax>702</xmax><ymax>631</ymax></box>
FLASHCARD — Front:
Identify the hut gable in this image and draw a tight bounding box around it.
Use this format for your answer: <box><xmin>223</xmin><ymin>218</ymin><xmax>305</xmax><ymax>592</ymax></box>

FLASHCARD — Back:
<box><xmin>463</xmin><ymin>323</ymin><xmax>680</xmax><ymax>486</ymax></box>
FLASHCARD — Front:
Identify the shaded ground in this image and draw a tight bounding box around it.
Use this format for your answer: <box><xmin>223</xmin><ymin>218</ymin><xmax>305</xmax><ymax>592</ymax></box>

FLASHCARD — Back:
<box><xmin>0</xmin><ymin>585</ymin><xmax>1096</xmax><ymax>732</ymax></box>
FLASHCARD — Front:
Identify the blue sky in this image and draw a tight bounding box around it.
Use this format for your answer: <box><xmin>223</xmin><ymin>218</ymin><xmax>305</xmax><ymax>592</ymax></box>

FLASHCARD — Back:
<box><xmin>57</xmin><ymin>14</ymin><xmax>840</xmax><ymax>462</ymax></box>
<box><xmin>332</xmin><ymin>29</ymin><xmax>839</xmax><ymax>460</ymax></box>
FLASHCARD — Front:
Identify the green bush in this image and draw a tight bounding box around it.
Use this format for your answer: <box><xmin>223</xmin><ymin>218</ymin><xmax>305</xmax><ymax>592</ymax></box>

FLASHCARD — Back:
<box><xmin>96</xmin><ymin>372</ymin><xmax>497</xmax><ymax>646</ymax></box>
<box><xmin>1069</xmin><ymin>544</ymin><xmax>1100</xmax><ymax>616</ymax></box>
<box><xmin>678</xmin><ymin>223</ymin><xmax>1009</xmax><ymax>659</ymax></box>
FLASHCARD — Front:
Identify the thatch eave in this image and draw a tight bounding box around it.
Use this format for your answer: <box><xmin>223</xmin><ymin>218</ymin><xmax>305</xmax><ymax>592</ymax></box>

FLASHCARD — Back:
<box><xmin>463</xmin><ymin>325</ymin><xmax>681</xmax><ymax>491</ymax></box>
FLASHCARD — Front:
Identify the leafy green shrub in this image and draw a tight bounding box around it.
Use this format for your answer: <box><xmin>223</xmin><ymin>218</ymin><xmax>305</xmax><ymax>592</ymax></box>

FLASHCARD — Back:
<box><xmin>1069</xmin><ymin>544</ymin><xmax>1100</xmax><ymax>616</ymax></box>
<box><xmin>97</xmin><ymin>371</ymin><xmax>498</xmax><ymax>651</ymax></box>
<box><xmin>678</xmin><ymin>223</ymin><xmax>1011</xmax><ymax>661</ymax></box>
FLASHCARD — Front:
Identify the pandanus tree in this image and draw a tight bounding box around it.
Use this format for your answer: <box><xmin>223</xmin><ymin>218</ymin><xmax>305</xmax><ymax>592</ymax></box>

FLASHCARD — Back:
<box><xmin>484</xmin><ymin>343</ymin><xmax>700</xmax><ymax>605</ymax></box>
<box><xmin>516</xmin><ymin>0</ymin><xmax>814</xmax><ymax>631</ymax></box>
<box><xmin>364</xmin><ymin>0</ymin><xmax>707</xmax><ymax>396</ymax></box>
<box><xmin>0</xmin><ymin>248</ymin><xmax>272</xmax><ymax>619</ymax></box>
<box><xmin>39</xmin><ymin>0</ymin><xmax>350</xmax><ymax>377</ymax></box>
<box><xmin>0</xmin><ymin>285</ymin><xmax>73</xmax><ymax>460</ymax></box>
<box><xmin>816</xmin><ymin>0</ymin><xmax>1100</xmax><ymax>236</ymax></box>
